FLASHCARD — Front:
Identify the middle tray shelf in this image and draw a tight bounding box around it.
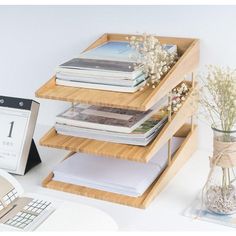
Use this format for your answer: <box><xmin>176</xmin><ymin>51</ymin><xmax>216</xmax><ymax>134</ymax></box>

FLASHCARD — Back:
<box><xmin>40</xmin><ymin>86</ymin><xmax>197</xmax><ymax>163</ymax></box>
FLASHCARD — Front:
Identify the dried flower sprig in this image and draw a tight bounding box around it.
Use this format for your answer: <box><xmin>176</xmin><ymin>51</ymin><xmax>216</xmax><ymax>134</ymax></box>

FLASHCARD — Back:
<box><xmin>128</xmin><ymin>34</ymin><xmax>178</xmax><ymax>89</ymax></box>
<box><xmin>198</xmin><ymin>65</ymin><xmax>236</xmax><ymax>131</ymax></box>
<box><xmin>171</xmin><ymin>82</ymin><xmax>190</xmax><ymax>112</ymax></box>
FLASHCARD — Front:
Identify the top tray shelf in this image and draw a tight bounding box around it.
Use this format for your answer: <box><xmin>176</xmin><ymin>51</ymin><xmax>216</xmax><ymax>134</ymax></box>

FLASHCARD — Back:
<box><xmin>36</xmin><ymin>33</ymin><xmax>199</xmax><ymax>111</ymax></box>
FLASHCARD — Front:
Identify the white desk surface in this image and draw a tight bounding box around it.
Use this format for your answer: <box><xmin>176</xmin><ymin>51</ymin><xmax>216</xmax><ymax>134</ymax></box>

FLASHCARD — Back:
<box><xmin>15</xmin><ymin>124</ymin><xmax>233</xmax><ymax>231</ymax></box>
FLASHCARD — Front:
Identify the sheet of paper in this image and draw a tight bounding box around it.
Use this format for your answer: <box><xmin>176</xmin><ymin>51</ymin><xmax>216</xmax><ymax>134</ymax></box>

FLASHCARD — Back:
<box><xmin>53</xmin><ymin>137</ymin><xmax>184</xmax><ymax>196</ymax></box>
<box><xmin>53</xmin><ymin>152</ymin><xmax>161</xmax><ymax>196</ymax></box>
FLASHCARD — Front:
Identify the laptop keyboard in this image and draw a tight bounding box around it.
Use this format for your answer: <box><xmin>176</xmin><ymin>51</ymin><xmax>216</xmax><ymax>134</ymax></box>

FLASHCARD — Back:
<box><xmin>4</xmin><ymin>199</ymin><xmax>52</xmax><ymax>230</ymax></box>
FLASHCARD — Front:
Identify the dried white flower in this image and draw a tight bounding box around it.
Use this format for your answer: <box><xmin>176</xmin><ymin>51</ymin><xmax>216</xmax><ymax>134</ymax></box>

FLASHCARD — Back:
<box><xmin>129</xmin><ymin>34</ymin><xmax>178</xmax><ymax>89</ymax></box>
<box><xmin>171</xmin><ymin>82</ymin><xmax>190</xmax><ymax>113</ymax></box>
<box><xmin>198</xmin><ymin>65</ymin><xmax>236</xmax><ymax>131</ymax></box>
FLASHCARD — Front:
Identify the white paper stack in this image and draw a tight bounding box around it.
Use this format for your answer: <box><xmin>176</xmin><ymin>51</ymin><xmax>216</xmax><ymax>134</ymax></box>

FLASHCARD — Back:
<box><xmin>52</xmin><ymin>137</ymin><xmax>184</xmax><ymax>197</ymax></box>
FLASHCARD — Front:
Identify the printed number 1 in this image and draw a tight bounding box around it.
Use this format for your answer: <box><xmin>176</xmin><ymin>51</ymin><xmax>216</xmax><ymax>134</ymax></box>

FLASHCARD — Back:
<box><xmin>8</xmin><ymin>121</ymin><xmax>14</xmax><ymax>138</ymax></box>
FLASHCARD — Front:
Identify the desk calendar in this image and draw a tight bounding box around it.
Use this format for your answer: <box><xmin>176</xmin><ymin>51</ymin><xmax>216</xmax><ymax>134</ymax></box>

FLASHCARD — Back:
<box><xmin>0</xmin><ymin>96</ymin><xmax>41</xmax><ymax>175</ymax></box>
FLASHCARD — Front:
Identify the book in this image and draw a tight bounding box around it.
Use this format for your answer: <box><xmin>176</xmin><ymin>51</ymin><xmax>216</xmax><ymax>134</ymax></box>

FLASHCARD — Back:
<box><xmin>56</xmin><ymin>72</ymin><xmax>146</xmax><ymax>87</ymax></box>
<box><xmin>78</xmin><ymin>41</ymin><xmax>177</xmax><ymax>62</ymax></box>
<box><xmin>78</xmin><ymin>41</ymin><xmax>138</xmax><ymax>62</ymax></box>
<box><xmin>52</xmin><ymin>137</ymin><xmax>184</xmax><ymax>197</ymax></box>
<box><xmin>55</xmin><ymin>116</ymin><xmax>168</xmax><ymax>146</ymax></box>
<box><xmin>0</xmin><ymin>170</ymin><xmax>54</xmax><ymax>231</ymax></box>
<box><xmin>56</xmin><ymin>58</ymin><xmax>143</xmax><ymax>80</ymax></box>
<box><xmin>55</xmin><ymin>97</ymin><xmax>167</xmax><ymax>133</ymax></box>
<box><xmin>55</xmin><ymin>77</ymin><xmax>146</xmax><ymax>93</ymax></box>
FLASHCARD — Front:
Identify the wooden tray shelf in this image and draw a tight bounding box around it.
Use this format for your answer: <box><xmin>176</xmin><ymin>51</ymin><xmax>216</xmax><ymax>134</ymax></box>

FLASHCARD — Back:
<box><xmin>39</xmin><ymin>85</ymin><xmax>197</xmax><ymax>163</ymax></box>
<box><xmin>37</xmin><ymin>33</ymin><xmax>200</xmax><ymax>208</ymax></box>
<box><xmin>35</xmin><ymin>33</ymin><xmax>199</xmax><ymax>111</ymax></box>
<box><xmin>42</xmin><ymin>124</ymin><xmax>198</xmax><ymax>209</ymax></box>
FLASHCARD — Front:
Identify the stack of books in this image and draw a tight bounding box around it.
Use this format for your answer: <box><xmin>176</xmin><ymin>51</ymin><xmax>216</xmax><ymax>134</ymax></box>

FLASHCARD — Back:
<box><xmin>55</xmin><ymin>41</ymin><xmax>177</xmax><ymax>93</ymax></box>
<box><xmin>55</xmin><ymin>96</ymin><xmax>168</xmax><ymax>146</ymax></box>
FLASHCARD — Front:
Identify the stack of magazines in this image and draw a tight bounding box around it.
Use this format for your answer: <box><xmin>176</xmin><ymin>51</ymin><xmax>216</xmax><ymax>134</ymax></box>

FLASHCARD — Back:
<box><xmin>55</xmin><ymin>41</ymin><xmax>177</xmax><ymax>93</ymax></box>
<box><xmin>55</xmin><ymin>96</ymin><xmax>168</xmax><ymax>146</ymax></box>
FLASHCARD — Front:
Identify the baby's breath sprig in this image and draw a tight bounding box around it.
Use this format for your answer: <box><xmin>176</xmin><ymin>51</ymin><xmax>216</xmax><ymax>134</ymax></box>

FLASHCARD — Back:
<box><xmin>171</xmin><ymin>82</ymin><xmax>190</xmax><ymax>112</ymax></box>
<box><xmin>128</xmin><ymin>34</ymin><xmax>178</xmax><ymax>90</ymax></box>
<box><xmin>198</xmin><ymin>65</ymin><xmax>236</xmax><ymax>131</ymax></box>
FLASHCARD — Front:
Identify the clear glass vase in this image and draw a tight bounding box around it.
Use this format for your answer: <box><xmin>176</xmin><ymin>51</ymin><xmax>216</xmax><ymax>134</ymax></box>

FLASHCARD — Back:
<box><xmin>203</xmin><ymin>125</ymin><xmax>236</xmax><ymax>215</ymax></box>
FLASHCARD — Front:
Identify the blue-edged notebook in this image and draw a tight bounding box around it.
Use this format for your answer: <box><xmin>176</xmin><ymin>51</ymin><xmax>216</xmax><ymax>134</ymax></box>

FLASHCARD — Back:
<box><xmin>79</xmin><ymin>41</ymin><xmax>177</xmax><ymax>62</ymax></box>
<box><xmin>79</xmin><ymin>41</ymin><xmax>138</xmax><ymax>62</ymax></box>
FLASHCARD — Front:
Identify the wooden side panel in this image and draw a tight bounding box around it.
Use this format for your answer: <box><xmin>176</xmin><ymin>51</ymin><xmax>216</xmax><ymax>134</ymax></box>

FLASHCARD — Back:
<box><xmin>83</xmin><ymin>33</ymin><xmax>108</xmax><ymax>52</ymax></box>
<box><xmin>143</xmin><ymin>39</ymin><xmax>199</xmax><ymax>109</ymax></box>
<box><xmin>42</xmin><ymin>125</ymin><xmax>198</xmax><ymax>208</ymax></box>
<box><xmin>141</xmin><ymin>125</ymin><xmax>198</xmax><ymax>208</ymax></box>
<box><xmin>106</xmin><ymin>33</ymin><xmax>195</xmax><ymax>55</ymax></box>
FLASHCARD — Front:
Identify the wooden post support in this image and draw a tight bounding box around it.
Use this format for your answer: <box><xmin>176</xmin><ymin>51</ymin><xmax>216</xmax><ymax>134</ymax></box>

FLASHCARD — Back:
<box><xmin>167</xmin><ymin>92</ymin><xmax>172</xmax><ymax>166</ymax></box>
<box><xmin>191</xmin><ymin>72</ymin><xmax>195</xmax><ymax>131</ymax></box>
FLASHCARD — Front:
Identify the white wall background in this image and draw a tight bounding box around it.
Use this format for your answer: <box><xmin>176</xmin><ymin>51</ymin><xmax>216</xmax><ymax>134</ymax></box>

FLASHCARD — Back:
<box><xmin>0</xmin><ymin>5</ymin><xmax>235</xmax><ymax>149</ymax></box>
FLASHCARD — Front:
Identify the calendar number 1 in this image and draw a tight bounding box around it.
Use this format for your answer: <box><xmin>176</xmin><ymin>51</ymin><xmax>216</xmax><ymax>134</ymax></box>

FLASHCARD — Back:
<box><xmin>8</xmin><ymin>121</ymin><xmax>14</xmax><ymax>138</ymax></box>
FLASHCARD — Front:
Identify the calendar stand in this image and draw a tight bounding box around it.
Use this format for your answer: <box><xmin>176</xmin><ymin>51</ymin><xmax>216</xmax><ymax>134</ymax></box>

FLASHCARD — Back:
<box><xmin>24</xmin><ymin>139</ymin><xmax>41</xmax><ymax>174</ymax></box>
<box><xmin>0</xmin><ymin>95</ymin><xmax>40</xmax><ymax>175</ymax></box>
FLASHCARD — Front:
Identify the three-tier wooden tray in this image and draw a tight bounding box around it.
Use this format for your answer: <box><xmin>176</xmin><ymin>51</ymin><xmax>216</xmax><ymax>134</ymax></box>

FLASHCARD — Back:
<box><xmin>36</xmin><ymin>33</ymin><xmax>200</xmax><ymax>208</ymax></box>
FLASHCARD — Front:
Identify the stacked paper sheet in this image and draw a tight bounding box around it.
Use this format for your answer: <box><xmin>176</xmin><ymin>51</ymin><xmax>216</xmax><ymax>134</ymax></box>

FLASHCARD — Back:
<box><xmin>52</xmin><ymin>137</ymin><xmax>184</xmax><ymax>197</ymax></box>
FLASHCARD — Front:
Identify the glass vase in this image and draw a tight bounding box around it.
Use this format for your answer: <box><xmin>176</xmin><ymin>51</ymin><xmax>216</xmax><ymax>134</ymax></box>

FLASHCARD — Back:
<box><xmin>203</xmin><ymin>125</ymin><xmax>236</xmax><ymax>215</ymax></box>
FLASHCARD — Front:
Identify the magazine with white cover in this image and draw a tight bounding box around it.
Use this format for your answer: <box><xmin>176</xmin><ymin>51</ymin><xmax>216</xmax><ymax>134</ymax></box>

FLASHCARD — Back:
<box><xmin>55</xmin><ymin>116</ymin><xmax>168</xmax><ymax>146</ymax></box>
<box><xmin>55</xmin><ymin>97</ymin><xmax>167</xmax><ymax>133</ymax></box>
<box><xmin>56</xmin><ymin>72</ymin><xmax>146</xmax><ymax>87</ymax></box>
<box><xmin>0</xmin><ymin>170</ymin><xmax>55</xmax><ymax>231</ymax></box>
<box><xmin>55</xmin><ymin>77</ymin><xmax>146</xmax><ymax>93</ymax></box>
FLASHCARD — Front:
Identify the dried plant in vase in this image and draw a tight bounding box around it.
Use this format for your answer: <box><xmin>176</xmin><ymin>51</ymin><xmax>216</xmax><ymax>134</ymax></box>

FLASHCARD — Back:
<box><xmin>128</xmin><ymin>34</ymin><xmax>178</xmax><ymax>89</ymax></box>
<box><xmin>199</xmin><ymin>65</ymin><xmax>236</xmax><ymax>215</ymax></box>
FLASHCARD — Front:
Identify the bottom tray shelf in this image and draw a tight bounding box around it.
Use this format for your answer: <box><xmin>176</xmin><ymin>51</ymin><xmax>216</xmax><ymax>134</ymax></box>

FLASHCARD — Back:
<box><xmin>42</xmin><ymin>124</ymin><xmax>198</xmax><ymax>209</ymax></box>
